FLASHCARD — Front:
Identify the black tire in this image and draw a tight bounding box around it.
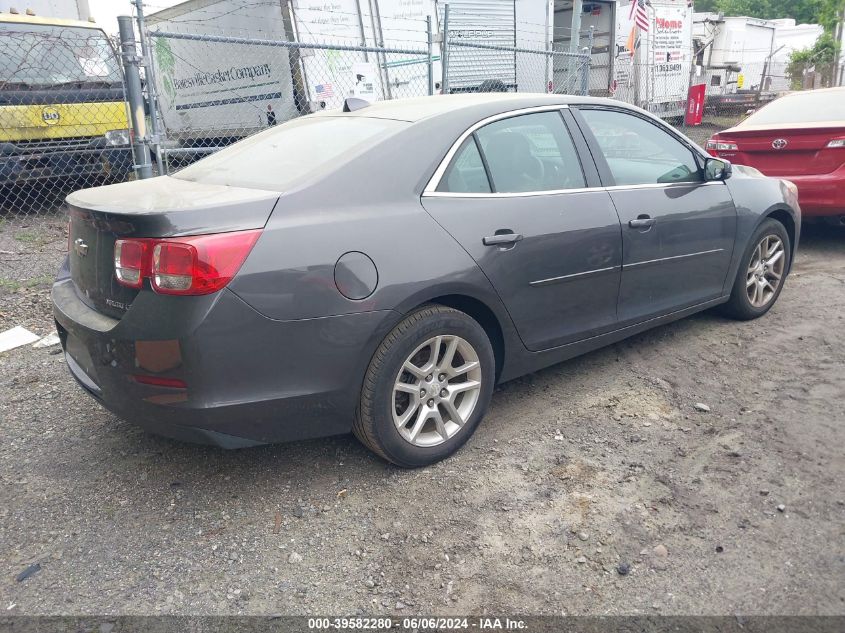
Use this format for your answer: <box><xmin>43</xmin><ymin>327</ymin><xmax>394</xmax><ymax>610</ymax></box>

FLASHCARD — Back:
<box><xmin>353</xmin><ymin>305</ymin><xmax>495</xmax><ymax>467</ymax></box>
<box><xmin>720</xmin><ymin>218</ymin><xmax>791</xmax><ymax>320</ymax></box>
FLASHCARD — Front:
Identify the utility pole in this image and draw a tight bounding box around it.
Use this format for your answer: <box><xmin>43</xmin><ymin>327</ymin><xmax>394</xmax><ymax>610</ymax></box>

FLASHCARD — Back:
<box><xmin>569</xmin><ymin>0</ymin><xmax>583</xmax><ymax>89</ymax></box>
<box><xmin>117</xmin><ymin>16</ymin><xmax>153</xmax><ymax>180</ymax></box>
<box><xmin>836</xmin><ymin>2</ymin><xmax>845</xmax><ymax>86</ymax></box>
<box><xmin>441</xmin><ymin>3</ymin><xmax>450</xmax><ymax>94</ymax></box>
<box><xmin>132</xmin><ymin>0</ymin><xmax>165</xmax><ymax>175</ymax></box>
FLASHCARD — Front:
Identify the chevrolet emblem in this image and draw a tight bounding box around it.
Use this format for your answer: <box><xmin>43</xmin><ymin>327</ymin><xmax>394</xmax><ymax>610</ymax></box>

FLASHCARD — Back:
<box><xmin>74</xmin><ymin>238</ymin><xmax>89</xmax><ymax>257</ymax></box>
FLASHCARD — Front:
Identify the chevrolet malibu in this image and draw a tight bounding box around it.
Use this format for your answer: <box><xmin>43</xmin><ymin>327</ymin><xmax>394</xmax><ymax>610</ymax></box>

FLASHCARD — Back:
<box><xmin>54</xmin><ymin>94</ymin><xmax>800</xmax><ymax>467</ymax></box>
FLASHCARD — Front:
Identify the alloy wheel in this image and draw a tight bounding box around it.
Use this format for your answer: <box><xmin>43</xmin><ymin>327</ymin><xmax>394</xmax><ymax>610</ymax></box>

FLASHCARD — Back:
<box><xmin>392</xmin><ymin>335</ymin><xmax>483</xmax><ymax>447</ymax></box>
<box><xmin>746</xmin><ymin>235</ymin><xmax>785</xmax><ymax>308</ymax></box>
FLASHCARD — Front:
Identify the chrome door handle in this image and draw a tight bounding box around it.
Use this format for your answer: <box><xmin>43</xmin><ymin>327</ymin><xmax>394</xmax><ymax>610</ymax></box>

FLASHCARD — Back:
<box><xmin>628</xmin><ymin>216</ymin><xmax>656</xmax><ymax>229</ymax></box>
<box><xmin>483</xmin><ymin>233</ymin><xmax>524</xmax><ymax>246</ymax></box>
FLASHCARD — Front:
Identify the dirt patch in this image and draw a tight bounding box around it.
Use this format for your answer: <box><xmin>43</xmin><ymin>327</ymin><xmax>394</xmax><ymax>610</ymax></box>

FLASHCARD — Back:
<box><xmin>0</xmin><ymin>219</ymin><xmax>843</xmax><ymax>616</ymax></box>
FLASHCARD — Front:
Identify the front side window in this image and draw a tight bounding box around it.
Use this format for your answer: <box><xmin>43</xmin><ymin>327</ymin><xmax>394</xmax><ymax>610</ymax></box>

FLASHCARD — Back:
<box><xmin>579</xmin><ymin>109</ymin><xmax>703</xmax><ymax>186</ymax></box>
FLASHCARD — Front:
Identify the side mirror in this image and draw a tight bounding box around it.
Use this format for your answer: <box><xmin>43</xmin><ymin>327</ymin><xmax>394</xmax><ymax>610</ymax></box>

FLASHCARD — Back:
<box><xmin>705</xmin><ymin>157</ymin><xmax>732</xmax><ymax>181</ymax></box>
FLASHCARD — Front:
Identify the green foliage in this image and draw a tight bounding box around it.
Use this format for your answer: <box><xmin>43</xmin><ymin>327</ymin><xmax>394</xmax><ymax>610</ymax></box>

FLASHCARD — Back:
<box><xmin>787</xmin><ymin>33</ymin><xmax>838</xmax><ymax>88</ymax></box>
<box><xmin>693</xmin><ymin>0</ymin><xmax>843</xmax><ymax>33</ymax></box>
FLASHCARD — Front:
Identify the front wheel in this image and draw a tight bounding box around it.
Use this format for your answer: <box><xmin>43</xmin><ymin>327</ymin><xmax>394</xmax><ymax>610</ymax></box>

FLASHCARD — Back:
<box><xmin>353</xmin><ymin>305</ymin><xmax>495</xmax><ymax>467</ymax></box>
<box><xmin>720</xmin><ymin>218</ymin><xmax>791</xmax><ymax>320</ymax></box>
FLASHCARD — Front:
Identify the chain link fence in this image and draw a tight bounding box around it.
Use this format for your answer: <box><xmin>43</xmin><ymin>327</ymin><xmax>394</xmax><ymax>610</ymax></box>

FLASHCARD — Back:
<box><xmin>2</xmin><ymin>2</ymin><xmax>842</xmax><ymax>227</ymax></box>
<box><xmin>442</xmin><ymin>39</ymin><xmax>591</xmax><ymax>96</ymax></box>
<box><xmin>0</xmin><ymin>20</ymin><xmax>136</xmax><ymax>301</ymax></box>
<box><xmin>0</xmin><ymin>21</ymin><xmax>134</xmax><ymax>216</ymax></box>
<box><xmin>0</xmin><ymin>10</ymin><xmax>788</xmax><ymax>221</ymax></box>
<box><xmin>146</xmin><ymin>29</ymin><xmax>435</xmax><ymax>170</ymax></box>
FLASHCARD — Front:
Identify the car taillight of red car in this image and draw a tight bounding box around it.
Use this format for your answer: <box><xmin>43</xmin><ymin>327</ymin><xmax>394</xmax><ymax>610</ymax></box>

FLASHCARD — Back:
<box><xmin>706</xmin><ymin>139</ymin><xmax>739</xmax><ymax>156</ymax></box>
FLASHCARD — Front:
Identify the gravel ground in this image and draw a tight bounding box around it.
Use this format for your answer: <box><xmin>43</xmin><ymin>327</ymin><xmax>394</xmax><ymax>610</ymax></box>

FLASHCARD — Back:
<box><xmin>0</xmin><ymin>214</ymin><xmax>843</xmax><ymax>617</ymax></box>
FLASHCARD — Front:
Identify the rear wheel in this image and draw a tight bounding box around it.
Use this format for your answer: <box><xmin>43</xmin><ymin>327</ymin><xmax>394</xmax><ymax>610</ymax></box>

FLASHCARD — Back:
<box><xmin>720</xmin><ymin>218</ymin><xmax>790</xmax><ymax>320</ymax></box>
<box><xmin>353</xmin><ymin>305</ymin><xmax>495</xmax><ymax>467</ymax></box>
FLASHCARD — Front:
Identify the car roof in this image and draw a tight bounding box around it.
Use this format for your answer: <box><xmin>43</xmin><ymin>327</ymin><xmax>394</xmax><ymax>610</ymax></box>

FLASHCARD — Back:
<box><xmin>316</xmin><ymin>93</ymin><xmax>616</xmax><ymax>123</ymax></box>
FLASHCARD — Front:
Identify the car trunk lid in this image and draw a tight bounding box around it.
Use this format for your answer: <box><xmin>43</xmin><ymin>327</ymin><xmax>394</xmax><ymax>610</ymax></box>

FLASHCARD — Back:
<box><xmin>715</xmin><ymin>125</ymin><xmax>845</xmax><ymax>177</ymax></box>
<box><xmin>66</xmin><ymin>176</ymin><xmax>279</xmax><ymax>319</ymax></box>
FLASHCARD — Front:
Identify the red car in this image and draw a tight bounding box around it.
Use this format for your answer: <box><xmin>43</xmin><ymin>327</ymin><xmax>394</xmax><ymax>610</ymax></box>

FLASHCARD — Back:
<box><xmin>707</xmin><ymin>87</ymin><xmax>845</xmax><ymax>223</ymax></box>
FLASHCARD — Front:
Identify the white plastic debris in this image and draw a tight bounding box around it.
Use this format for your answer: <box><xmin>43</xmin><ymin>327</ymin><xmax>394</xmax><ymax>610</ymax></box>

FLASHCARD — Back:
<box><xmin>32</xmin><ymin>332</ymin><xmax>60</xmax><ymax>348</ymax></box>
<box><xmin>0</xmin><ymin>325</ymin><xmax>41</xmax><ymax>353</ymax></box>
<box><xmin>0</xmin><ymin>326</ymin><xmax>40</xmax><ymax>353</ymax></box>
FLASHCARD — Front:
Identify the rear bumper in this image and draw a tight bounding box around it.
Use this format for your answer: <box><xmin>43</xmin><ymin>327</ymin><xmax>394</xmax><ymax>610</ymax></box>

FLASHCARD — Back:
<box><xmin>771</xmin><ymin>167</ymin><xmax>845</xmax><ymax>218</ymax></box>
<box><xmin>0</xmin><ymin>146</ymin><xmax>133</xmax><ymax>186</ymax></box>
<box><xmin>52</xmin><ymin>264</ymin><xmax>396</xmax><ymax>448</ymax></box>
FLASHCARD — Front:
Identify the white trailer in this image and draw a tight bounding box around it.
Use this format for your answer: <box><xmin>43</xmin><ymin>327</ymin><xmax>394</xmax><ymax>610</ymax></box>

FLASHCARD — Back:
<box><xmin>431</xmin><ymin>0</ymin><xmax>553</xmax><ymax>93</ymax></box>
<box><xmin>0</xmin><ymin>0</ymin><xmax>89</xmax><ymax>20</ymax></box>
<box><xmin>289</xmin><ymin>0</ymin><xmax>438</xmax><ymax>109</ymax></box>
<box><xmin>291</xmin><ymin>0</ymin><xmax>562</xmax><ymax>101</ymax></box>
<box><xmin>553</xmin><ymin>1</ymin><xmax>614</xmax><ymax>96</ymax></box>
<box><xmin>693</xmin><ymin>13</ymin><xmax>777</xmax><ymax>99</ymax></box>
<box><xmin>145</xmin><ymin>0</ymin><xmax>699</xmax><ymax>145</ymax></box>
<box><xmin>146</xmin><ymin>0</ymin><xmax>299</xmax><ymax>145</ymax></box>
<box><xmin>290</xmin><ymin>0</ymin><xmax>554</xmax><ymax>100</ymax></box>
<box><xmin>608</xmin><ymin>0</ymin><xmax>693</xmax><ymax>118</ymax></box>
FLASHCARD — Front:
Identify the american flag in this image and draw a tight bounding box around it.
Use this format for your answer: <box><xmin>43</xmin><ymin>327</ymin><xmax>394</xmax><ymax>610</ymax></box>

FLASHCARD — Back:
<box><xmin>315</xmin><ymin>83</ymin><xmax>334</xmax><ymax>98</ymax></box>
<box><xmin>629</xmin><ymin>0</ymin><xmax>650</xmax><ymax>31</ymax></box>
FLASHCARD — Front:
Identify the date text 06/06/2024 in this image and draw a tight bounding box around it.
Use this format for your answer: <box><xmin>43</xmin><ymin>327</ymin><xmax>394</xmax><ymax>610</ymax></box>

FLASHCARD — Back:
<box><xmin>306</xmin><ymin>617</ymin><xmax>528</xmax><ymax>630</ymax></box>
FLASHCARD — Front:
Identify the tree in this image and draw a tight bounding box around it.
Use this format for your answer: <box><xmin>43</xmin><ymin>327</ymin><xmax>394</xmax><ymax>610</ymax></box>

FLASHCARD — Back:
<box><xmin>691</xmin><ymin>0</ymin><xmax>841</xmax><ymax>32</ymax></box>
<box><xmin>787</xmin><ymin>33</ymin><xmax>838</xmax><ymax>88</ymax></box>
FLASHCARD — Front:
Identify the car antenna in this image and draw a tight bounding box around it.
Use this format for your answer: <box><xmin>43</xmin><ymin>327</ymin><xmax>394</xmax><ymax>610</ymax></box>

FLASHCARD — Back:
<box><xmin>343</xmin><ymin>97</ymin><xmax>370</xmax><ymax>112</ymax></box>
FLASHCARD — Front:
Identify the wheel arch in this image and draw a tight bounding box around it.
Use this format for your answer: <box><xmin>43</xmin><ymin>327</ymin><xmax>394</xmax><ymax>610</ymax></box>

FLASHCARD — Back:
<box><xmin>762</xmin><ymin>206</ymin><xmax>798</xmax><ymax>273</ymax></box>
<box><xmin>424</xmin><ymin>294</ymin><xmax>506</xmax><ymax>382</ymax></box>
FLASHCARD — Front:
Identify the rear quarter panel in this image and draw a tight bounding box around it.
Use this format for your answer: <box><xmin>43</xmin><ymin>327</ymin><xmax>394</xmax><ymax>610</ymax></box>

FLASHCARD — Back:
<box><xmin>226</xmin><ymin>114</ymin><xmax>524</xmax><ymax>377</ymax></box>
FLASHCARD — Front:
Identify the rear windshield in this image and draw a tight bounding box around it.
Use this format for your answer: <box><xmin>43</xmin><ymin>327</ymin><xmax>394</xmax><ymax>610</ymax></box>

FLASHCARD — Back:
<box><xmin>173</xmin><ymin>115</ymin><xmax>407</xmax><ymax>190</ymax></box>
<box><xmin>740</xmin><ymin>90</ymin><xmax>845</xmax><ymax>127</ymax></box>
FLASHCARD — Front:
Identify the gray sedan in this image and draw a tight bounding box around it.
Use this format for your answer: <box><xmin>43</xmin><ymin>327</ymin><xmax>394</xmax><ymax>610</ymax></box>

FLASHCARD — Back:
<box><xmin>53</xmin><ymin>94</ymin><xmax>800</xmax><ymax>467</ymax></box>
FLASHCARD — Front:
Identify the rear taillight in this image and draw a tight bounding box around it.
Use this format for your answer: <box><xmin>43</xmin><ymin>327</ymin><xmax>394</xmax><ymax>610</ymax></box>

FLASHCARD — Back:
<box><xmin>825</xmin><ymin>138</ymin><xmax>845</xmax><ymax>148</ymax></box>
<box><xmin>113</xmin><ymin>229</ymin><xmax>261</xmax><ymax>296</ymax></box>
<box><xmin>114</xmin><ymin>239</ymin><xmax>148</xmax><ymax>288</ymax></box>
<box><xmin>153</xmin><ymin>242</ymin><xmax>195</xmax><ymax>293</ymax></box>
<box><xmin>706</xmin><ymin>139</ymin><xmax>738</xmax><ymax>152</ymax></box>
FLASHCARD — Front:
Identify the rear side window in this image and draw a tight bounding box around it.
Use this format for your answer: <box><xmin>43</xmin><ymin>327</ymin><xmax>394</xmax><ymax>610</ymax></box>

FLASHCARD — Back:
<box><xmin>437</xmin><ymin>137</ymin><xmax>491</xmax><ymax>193</ymax></box>
<box><xmin>436</xmin><ymin>111</ymin><xmax>585</xmax><ymax>194</ymax></box>
<box><xmin>174</xmin><ymin>116</ymin><xmax>407</xmax><ymax>190</ymax></box>
<box><xmin>580</xmin><ymin>109</ymin><xmax>702</xmax><ymax>186</ymax></box>
<box><xmin>476</xmin><ymin>111</ymin><xmax>585</xmax><ymax>193</ymax></box>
